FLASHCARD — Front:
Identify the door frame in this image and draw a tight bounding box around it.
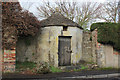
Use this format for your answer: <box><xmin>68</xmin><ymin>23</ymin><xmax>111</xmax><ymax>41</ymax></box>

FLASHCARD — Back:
<box><xmin>58</xmin><ymin>36</ymin><xmax>72</xmax><ymax>66</ymax></box>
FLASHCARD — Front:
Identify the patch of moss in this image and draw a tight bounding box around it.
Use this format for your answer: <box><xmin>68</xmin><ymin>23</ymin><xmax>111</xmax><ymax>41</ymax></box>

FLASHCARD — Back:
<box><xmin>32</xmin><ymin>53</ymin><xmax>35</xmax><ymax>56</ymax></box>
<box><xmin>24</xmin><ymin>37</ymin><xmax>31</xmax><ymax>46</ymax></box>
<box><xmin>50</xmin><ymin>66</ymin><xmax>62</xmax><ymax>73</ymax></box>
<box><xmin>16</xmin><ymin>61</ymin><xmax>36</xmax><ymax>70</ymax></box>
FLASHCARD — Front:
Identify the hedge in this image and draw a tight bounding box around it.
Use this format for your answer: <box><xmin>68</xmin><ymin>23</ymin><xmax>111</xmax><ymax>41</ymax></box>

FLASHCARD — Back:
<box><xmin>90</xmin><ymin>22</ymin><xmax>120</xmax><ymax>51</ymax></box>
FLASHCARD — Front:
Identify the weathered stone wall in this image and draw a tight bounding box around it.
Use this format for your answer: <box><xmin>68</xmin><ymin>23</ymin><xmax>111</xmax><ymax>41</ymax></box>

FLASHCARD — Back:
<box><xmin>96</xmin><ymin>43</ymin><xmax>105</xmax><ymax>67</ymax></box>
<box><xmin>71</xmin><ymin>27</ymin><xmax>83</xmax><ymax>64</ymax></box>
<box><xmin>82</xmin><ymin>29</ymin><xmax>120</xmax><ymax>68</ymax></box>
<box><xmin>97</xmin><ymin>43</ymin><xmax>120</xmax><ymax>68</ymax></box>
<box><xmin>16</xmin><ymin>36</ymin><xmax>37</xmax><ymax>62</ymax></box>
<box><xmin>82</xmin><ymin>30</ymin><xmax>98</xmax><ymax>63</ymax></box>
<box><xmin>91</xmin><ymin>29</ymin><xmax>97</xmax><ymax>63</ymax></box>
<box><xmin>92</xmin><ymin>29</ymin><xmax>120</xmax><ymax>68</ymax></box>
<box><xmin>104</xmin><ymin>45</ymin><xmax>114</xmax><ymax>67</ymax></box>
<box><xmin>82</xmin><ymin>31</ymin><xmax>93</xmax><ymax>62</ymax></box>
<box><xmin>16</xmin><ymin>26</ymin><xmax>83</xmax><ymax>67</ymax></box>
<box><xmin>113</xmin><ymin>50</ymin><xmax>120</xmax><ymax>68</ymax></box>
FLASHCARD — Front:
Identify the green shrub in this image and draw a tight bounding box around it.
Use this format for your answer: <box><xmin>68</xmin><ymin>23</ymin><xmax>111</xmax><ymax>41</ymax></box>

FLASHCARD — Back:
<box><xmin>81</xmin><ymin>65</ymin><xmax>87</xmax><ymax>70</ymax></box>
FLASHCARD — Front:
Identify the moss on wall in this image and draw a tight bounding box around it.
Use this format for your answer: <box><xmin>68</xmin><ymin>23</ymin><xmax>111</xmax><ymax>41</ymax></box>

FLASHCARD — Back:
<box><xmin>90</xmin><ymin>22</ymin><xmax>120</xmax><ymax>51</ymax></box>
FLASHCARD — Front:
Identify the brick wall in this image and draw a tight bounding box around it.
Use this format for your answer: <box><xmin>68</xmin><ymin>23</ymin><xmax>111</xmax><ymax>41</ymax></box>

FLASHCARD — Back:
<box><xmin>3</xmin><ymin>47</ymin><xmax>16</xmax><ymax>72</ymax></box>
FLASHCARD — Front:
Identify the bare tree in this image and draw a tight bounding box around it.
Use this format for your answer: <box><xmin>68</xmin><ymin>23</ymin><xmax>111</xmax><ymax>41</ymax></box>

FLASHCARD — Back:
<box><xmin>118</xmin><ymin>0</ymin><xmax>120</xmax><ymax>22</ymax></box>
<box><xmin>101</xmin><ymin>0</ymin><xmax>118</xmax><ymax>23</ymax></box>
<box><xmin>75</xmin><ymin>2</ymin><xmax>103</xmax><ymax>29</ymax></box>
<box><xmin>37</xmin><ymin>1</ymin><xmax>103</xmax><ymax>29</ymax></box>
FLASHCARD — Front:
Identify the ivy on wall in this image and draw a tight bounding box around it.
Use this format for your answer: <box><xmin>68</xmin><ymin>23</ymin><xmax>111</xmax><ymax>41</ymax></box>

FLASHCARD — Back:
<box><xmin>91</xmin><ymin>22</ymin><xmax>120</xmax><ymax>51</ymax></box>
<box><xmin>2</xmin><ymin>2</ymin><xmax>40</xmax><ymax>49</ymax></box>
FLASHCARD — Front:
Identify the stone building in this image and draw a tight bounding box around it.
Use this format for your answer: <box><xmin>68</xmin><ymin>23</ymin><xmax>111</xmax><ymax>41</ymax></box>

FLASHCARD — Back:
<box><xmin>16</xmin><ymin>13</ymin><xmax>83</xmax><ymax>67</ymax></box>
<box><xmin>4</xmin><ymin>13</ymin><xmax>120</xmax><ymax>72</ymax></box>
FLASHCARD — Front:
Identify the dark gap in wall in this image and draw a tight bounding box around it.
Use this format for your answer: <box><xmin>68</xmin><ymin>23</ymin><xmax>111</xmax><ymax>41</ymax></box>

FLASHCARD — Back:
<box><xmin>63</xmin><ymin>26</ymin><xmax>68</xmax><ymax>31</ymax></box>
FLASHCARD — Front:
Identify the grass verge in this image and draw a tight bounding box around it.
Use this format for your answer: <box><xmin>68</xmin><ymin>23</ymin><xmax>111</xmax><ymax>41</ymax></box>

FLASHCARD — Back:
<box><xmin>16</xmin><ymin>61</ymin><xmax>36</xmax><ymax>70</ymax></box>
<box><xmin>50</xmin><ymin>66</ymin><xmax>62</xmax><ymax>73</ymax></box>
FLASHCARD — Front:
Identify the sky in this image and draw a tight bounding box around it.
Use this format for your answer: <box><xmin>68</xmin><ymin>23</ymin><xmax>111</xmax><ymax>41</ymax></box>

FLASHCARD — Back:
<box><xmin>18</xmin><ymin>0</ymin><xmax>109</xmax><ymax>29</ymax></box>
<box><xmin>19</xmin><ymin>0</ymin><xmax>107</xmax><ymax>2</ymax></box>
<box><xmin>19</xmin><ymin>0</ymin><xmax>107</xmax><ymax>19</ymax></box>
<box><xmin>18</xmin><ymin>0</ymin><xmax>119</xmax><ymax>28</ymax></box>
<box><xmin>19</xmin><ymin>0</ymin><xmax>119</xmax><ymax>18</ymax></box>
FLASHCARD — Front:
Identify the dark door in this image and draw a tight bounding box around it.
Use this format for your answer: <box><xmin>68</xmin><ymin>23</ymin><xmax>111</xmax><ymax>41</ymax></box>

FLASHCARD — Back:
<box><xmin>58</xmin><ymin>36</ymin><xmax>72</xmax><ymax>66</ymax></box>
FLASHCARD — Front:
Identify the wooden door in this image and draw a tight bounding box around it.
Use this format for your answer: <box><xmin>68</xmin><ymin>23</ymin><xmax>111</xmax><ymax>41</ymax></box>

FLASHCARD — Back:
<box><xmin>58</xmin><ymin>36</ymin><xmax>72</xmax><ymax>66</ymax></box>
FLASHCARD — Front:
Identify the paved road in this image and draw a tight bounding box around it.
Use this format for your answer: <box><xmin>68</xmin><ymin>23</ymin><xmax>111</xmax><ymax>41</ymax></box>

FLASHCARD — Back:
<box><xmin>2</xmin><ymin>70</ymin><xmax>120</xmax><ymax>80</ymax></box>
<box><xmin>1</xmin><ymin>77</ymin><xmax>120</xmax><ymax>80</ymax></box>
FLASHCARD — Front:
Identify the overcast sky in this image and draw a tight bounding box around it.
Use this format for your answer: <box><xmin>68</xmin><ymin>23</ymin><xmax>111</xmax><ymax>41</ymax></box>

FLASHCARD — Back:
<box><xmin>19</xmin><ymin>0</ymin><xmax>119</xmax><ymax>22</ymax></box>
<box><xmin>19</xmin><ymin>0</ymin><xmax>107</xmax><ymax>2</ymax></box>
<box><xmin>19</xmin><ymin>0</ymin><xmax>108</xmax><ymax>19</ymax></box>
<box><xmin>18</xmin><ymin>0</ymin><xmax>119</xmax><ymax>29</ymax></box>
<box><xmin>19</xmin><ymin>0</ymin><xmax>119</xmax><ymax>18</ymax></box>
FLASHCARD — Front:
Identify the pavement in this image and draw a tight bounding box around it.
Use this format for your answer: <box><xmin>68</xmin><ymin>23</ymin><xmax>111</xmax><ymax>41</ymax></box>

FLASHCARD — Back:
<box><xmin>1</xmin><ymin>69</ymin><xmax>120</xmax><ymax>80</ymax></box>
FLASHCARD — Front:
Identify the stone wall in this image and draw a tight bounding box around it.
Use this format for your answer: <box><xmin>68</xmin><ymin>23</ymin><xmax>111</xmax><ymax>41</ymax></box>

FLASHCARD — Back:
<box><xmin>16</xmin><ymin>36</ymin><xmax>37</xmax><ymax>62</ymax></box>
<box><xmin>16</xmin><ymin>26</ymin><xmax>83</xmax><ymax>67</ymax></box>
<box><xmin>82</xmin><ymin>31</ymin><xmax>92</xmax><ymax>62</ymax></box>
<box><xmin>97</xmin><ymin>43</ymin><xmax>120</xmax><ymax>68</ymax></box>
<box><xmin>91</xmin><ymin>29</ymin><xmax>97</xmax><ymax>63</ymax></box>
<box><xmin>82</xmin><ymin>30</ymin><xmax>97</xmax><ymax>63</ymax></box>
<box><xmin>113</xmin><ymin>50</ymin><xmax>120</xmax><ymax>68</ymax></box>
<box><xmin>71</xmin><ymin>27</ymin><xmax>83</xmax><ymax>64</ymax></box>
<box><xmin>92</xmin><ymin>29</ymin><xmax>120</xmax><ymax>68</ymax></box>
<box><xmin>82</xmin><ymin>29</ymin><xmax>120</xmax><ymax>68</ymax></box>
